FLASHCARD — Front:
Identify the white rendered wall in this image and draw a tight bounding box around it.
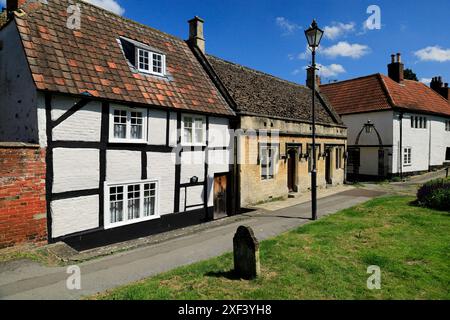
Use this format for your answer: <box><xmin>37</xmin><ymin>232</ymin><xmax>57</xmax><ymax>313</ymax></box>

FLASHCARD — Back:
<box><xmin>106</xmin><ymin>150</ymin><xmax>142</xmax><ymax>182</ymax></box>
<box><xmin>148</xmin><ymin>109</ymin><xmax>167</xmax><ymax>145</ymax></box>
<box><xmin>393</xmin><ymin>112</ymin><xmax>450</xmax><ymax>174</ymax></box>
<box><xmin>146</xmin><ymin>152</ymin><xmax>176</xmax><ymax>215</ymax></box>
<box><xmin>51</xmin><ymin>195</ymin><xmax>99</xmax><ymax>237</ymax></box>
<box><xmin>0</xmin><ymin>22</ymin><xmax>39</xmax><ymax>143</ymax></box>
<box><xmin>52</xmin><ymin>97</ymin><xmax>102</xmax><ymax>142</ymax></box>
<box><xmin>342</xmin><ymin>111</ymin><xmax>393</xmax><ymax>176</ymax></box>
<box><xmin>52</xmin><ymin>148</ymin><xmax>100</xmax><ymax>193</ymax></box>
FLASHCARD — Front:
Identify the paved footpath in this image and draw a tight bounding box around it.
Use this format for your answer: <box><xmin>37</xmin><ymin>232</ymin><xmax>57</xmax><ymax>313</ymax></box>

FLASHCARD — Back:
<box><xmin>0</xmin><ymin>188</ymin><xmax>384</xmax><ymax>300</ymax></box>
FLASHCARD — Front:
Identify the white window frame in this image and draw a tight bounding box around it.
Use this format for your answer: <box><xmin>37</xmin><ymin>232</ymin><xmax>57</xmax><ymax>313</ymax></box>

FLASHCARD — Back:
<box><xmin>109</xmin><ymin>105</ymin><xmax>148</xmax><ymax>143</ymax></box>
<box><xmin>403</xmin><ymin>147</ymin><xmax>412</xmax><ymax>166</ymax></box>
<box><xmin>181</xmin><ymin>114</ymin><xmax>206</xmax><ymax>146</ymax></box>
<box><xmin>136</xmin><ymin>47</ymin><xmax>166</xmax><ymax>77</ymax></box>
<box><xmin>260</xmin><ymin>144</ymin><xmax>279</xmax><ymax>180</ymax></box>
<box><xmin>104</xmin><ymin>179</ymin><xmax>160</xmax><ymax>229</ymax></box>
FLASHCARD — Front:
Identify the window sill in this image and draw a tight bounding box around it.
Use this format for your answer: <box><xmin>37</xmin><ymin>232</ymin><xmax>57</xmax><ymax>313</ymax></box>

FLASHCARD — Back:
<box><xmin>109</xmin><ymin>139</ymin><xmax>148</xmax><ymax>145</ymax></box>
<box><xmin>105</xmin><ymin>214</ymin><xmax>161</xmax><ymax>230</ymax></box>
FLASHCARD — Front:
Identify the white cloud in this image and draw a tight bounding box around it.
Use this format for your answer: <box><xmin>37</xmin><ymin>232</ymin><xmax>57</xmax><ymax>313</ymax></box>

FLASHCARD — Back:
<box><xmin>414</xmin><ymin>46</ymin><xmax>450</xmax><ymax>62</ymax></box>
<box><xmin>420</xmin><ymin>78</ymin><xmax>432</xmax><ymax>85</ymax></box>
<box><xmin>321</xmin><ymin>41</ymin><xmax>370</xmax><ymax>59</ymax></box>
<box><xmin>324</xmin><ymin>22</ymin><xmax>355</xmax><ymax>40</ymax></box>
<box><xmin>317</xmin><ymin>64</ymin><xmax>346</xmax><ymax>78</ymax></box>
<box><xmin>276</xmin><ymin>17</ymin><xmax>301</xmax><ymax>35</ymax></box>
<box><xmin>83</xmin><ymin>0</ymin><xmax>125</xmax><ymax>15</ymax></box>
<box><xmin>292</xmin><ymin>63</ymin><xmax>346</xmax><ymax>78</ymax></box>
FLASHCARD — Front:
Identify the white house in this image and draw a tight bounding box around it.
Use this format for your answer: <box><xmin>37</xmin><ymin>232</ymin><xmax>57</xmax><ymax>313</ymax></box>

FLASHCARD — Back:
<box><xmin>321</xmin><ymin>53</ymin><xmax>450</xmax><ymax>180</ymax></box>
<box><xmin>0</xmin><ymin>0</ymin><xmax>235</xmax><ymax>248</ymax></box>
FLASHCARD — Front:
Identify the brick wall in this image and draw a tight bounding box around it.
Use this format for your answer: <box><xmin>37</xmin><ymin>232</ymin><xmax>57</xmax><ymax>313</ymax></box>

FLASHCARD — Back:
<box><xmin>0</xmin><ymin>144</ymin><xmax>47</xmax><ymax>248</ymax></box>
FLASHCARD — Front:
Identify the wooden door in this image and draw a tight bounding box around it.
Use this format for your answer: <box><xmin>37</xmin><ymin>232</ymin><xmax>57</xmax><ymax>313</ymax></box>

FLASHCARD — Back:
<box><xmin>214</xmin><ymin>174</ymin><xmax>228</xmax><ymax>219</ymax></box>
<box><xmin>287</xmin><ymin>149</ymin><xmax>296</xmax><ymax>192</ymax></box>
<box><xmin>325</xmin><ymin>148</ymin><xmax>332</xmax><ymax>184</ymax></box>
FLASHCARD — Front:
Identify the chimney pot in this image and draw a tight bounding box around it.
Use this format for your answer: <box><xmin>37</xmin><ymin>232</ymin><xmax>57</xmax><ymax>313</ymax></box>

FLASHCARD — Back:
<box><xmin>188</xmin><ymin>16</ymin><xmax>205</xmax><ymax>54</ymax></box>
<box><xmin>388</xmin><ymin>52</ymin><xmax>404</xmax><ymax>83</ymax></box>
<box><xmin>6</xmin><ymin>0</ymin><xmax>26</xmax><ymax>15</ymax></box>
<box><xmin>306</xmin><ymin>67</ymin><xmax>321</xmax><ymax>89</ymax></box>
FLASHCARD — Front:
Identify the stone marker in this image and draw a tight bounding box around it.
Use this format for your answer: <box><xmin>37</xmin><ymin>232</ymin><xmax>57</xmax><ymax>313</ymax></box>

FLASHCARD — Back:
<box><xmin>233</xmin><ymin>225</ymin><xmax>260</xmax><ymax>280</ymax></box>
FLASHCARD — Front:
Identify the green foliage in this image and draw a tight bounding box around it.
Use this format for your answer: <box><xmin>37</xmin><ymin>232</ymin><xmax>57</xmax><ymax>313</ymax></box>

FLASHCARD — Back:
<box><xmin>404</xmin><ymin>68</ymin><xmax>418</xmax><ymax>81</ymax></box>
<box><xmin>417</xmin><ymin>178</ymin><xmax>450</xmax><ymax>211</ymax></box>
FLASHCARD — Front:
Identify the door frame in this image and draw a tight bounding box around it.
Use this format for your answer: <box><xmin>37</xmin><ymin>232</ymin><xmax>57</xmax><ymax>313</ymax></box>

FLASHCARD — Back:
<box><xmin>213</xmin><ymin>172</ymin><xmax>231</xmax><ymax>219</ymax></box>
<box><xmin>286</xmin><ymin>144</ymin><xmax>301</xmax><ymax>193</ymax></box>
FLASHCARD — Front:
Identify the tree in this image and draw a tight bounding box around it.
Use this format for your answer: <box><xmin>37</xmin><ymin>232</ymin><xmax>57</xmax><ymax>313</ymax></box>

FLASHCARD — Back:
<box><xmin>404</xmin><ymin>68</ymin><xmax>418</xmax><ymax>81</ymax></box>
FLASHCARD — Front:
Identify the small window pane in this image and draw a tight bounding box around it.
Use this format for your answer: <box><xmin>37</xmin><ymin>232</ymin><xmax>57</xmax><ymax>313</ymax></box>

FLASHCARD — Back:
<box><xmin>113</xmin><ymin>110</ymin><xmax>127</xmax><ymax>139</ymax></box>
<box><xmin>138</xmin><ymin>49</ymin><xmax>150</xmax><ymax>71</ymax></box>
<box><xmin>152</xmin><ymin>53</ymin><xmax>163</xmax><ymax>74</ymax></box>
<box><xmin>184</xmin><ymin>117</ymin><xmax>193</xmax><ymax>143</ymax></box>
<box><xmin>144</xmin><ymin>183</ymin><xmax>156</xmax><ymax>217</ymax></box>
<box><xmin>194</xmin><ymin>118</ymin><xmax>204</xmax><ymax>144</ymax></box>
<box><xmin>110</xmin><ymin>186</ymin><xmax>124</xmax><ymax>223</ymax></box>
<box><xmin>130</xmin><ymin>111</ymin><xmax>143</xmax><ymax>139</ymax></box>
<box><xmin>127</xmin><ymin>184</ymin><xmax>140</xmax><ymax>220</ymax></box>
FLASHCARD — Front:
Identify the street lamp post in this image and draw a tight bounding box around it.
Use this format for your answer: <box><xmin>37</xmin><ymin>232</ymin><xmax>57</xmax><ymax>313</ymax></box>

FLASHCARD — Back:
<box><xmin>305</xmin><ymin>19</ymin><xmax>324</xmax><ymax>221</ymax></box>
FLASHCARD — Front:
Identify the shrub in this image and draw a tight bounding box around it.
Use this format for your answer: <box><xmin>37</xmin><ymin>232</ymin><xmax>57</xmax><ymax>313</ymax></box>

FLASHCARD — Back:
<box><xmin>417</xmin><ymin>178</ymin><xmax>450</xmax><ymax>211</ymax></box>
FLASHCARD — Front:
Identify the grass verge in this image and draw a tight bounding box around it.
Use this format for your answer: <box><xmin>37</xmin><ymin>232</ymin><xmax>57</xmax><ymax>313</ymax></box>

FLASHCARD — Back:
<box><xmin>94</xmin><ymin>196</ymin><xmax>450</xmax><ymax>300</ymax></box>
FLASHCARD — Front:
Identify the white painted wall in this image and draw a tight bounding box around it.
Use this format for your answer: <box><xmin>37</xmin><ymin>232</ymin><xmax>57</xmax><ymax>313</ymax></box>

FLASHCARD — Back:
<box><xmin>52</xmin><ymin>96</ymin><xmax>102</xmax><ymax>142</ymax></box>
<box><xmin>148</xmin><ymin>109</ymin><xmax>167</xmax><ymax>145</ymax></box>
<box><xmin>107</xmin><ymin>150</ymin><xmax>142</xmax><ymax>182</ymax></box>
<box><xmin>342</xmin><ymin>111</ymin><xmax>394</xmax><ymax>146</ymax></box>
<box><xmin>53</xmin><ymin>148</ymin><xmax>100</xmax><ymax>193</ymax></box>
<box><xmin>393</xmin><ymin>112</ymin><xmax>450</xmax><ymax>174</ymax></box>
<box><xmin>51</xmin><ymin>195</ymin><xmax>99</xmax><ymax>237</ymax></box>
<box><xmin>209</xmin><ymin>117</ymin><xmax>230</xmax><ymax>147</ymax></box>
<box><xmin>0</xmin><ymin>21</ymin><xmax>39</xmax><ymax>143</ymax></box>
<box><xmin>181</xmin><ymin>150</ymin><xmax>205</xmax><ymax>184</ymax></box>
<box><xmin>146</xmin><ymin>152</ymin><xmax>176</xmax><ymax>215</ymax></box>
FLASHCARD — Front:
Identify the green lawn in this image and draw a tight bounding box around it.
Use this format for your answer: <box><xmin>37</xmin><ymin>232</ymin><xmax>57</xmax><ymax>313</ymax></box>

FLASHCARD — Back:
<box><xmin>95</xmin><ymin>196</ymin><xmax>450</xmax><ymax>300</ymax></box>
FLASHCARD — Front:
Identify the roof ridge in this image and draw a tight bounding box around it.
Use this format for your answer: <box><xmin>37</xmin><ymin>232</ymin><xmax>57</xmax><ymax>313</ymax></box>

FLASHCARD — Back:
<box><xmin>320</xmin><ymin>73</ymin><xmax>381</xmax><ymax>86</ymax></box>
<box><xmin>71</xmin><ymin>0</ymin><xmax>184</xmax><ymax>42</ymax></box>
<box><xmin>377</xmin><ymin>73</ymin><xmax>396</xmax><ymax>108</ymax></box>
<box><xmin>207</xmin><ymin>54</ymin><xmax>309</xmax><ymax>90</ymax></box>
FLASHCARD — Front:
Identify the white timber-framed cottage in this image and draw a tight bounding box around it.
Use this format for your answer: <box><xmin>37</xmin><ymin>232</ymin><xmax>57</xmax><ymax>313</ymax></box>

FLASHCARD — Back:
<box><xmin>0</xmin><ymin>0</ymin><xmax>236</xmax><ymax>249</ymax></box>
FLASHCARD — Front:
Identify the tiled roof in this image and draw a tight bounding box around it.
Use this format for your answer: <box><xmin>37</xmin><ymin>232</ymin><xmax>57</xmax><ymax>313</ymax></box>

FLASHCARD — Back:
<box><xmin>380</xmin><ymin>75</ymin><xmax>450</xmax><ymax>117</ymax></box>
<box><xmin>207</xmin><ymin>55</ymin><xmax>342</xmax><ymax>125</ymax></box>
<box><xmin>321</xmin><ymin>74</ymin><xmax>450</xmax><ymax>117</ymax></box>
<box><xmin>12</xmin><ymin>0</ymin><xmax>234</xmax><ymax>116</ymax></box>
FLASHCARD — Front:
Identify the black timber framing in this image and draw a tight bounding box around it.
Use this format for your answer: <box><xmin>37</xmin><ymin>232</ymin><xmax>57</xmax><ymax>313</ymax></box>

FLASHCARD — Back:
<box><xmin>174</xmin><ymin>112</ymin><xmax>182</xmax><ymax>213</ymax></box>
<box><xmin>46</xmin><ymin>93</ymin><xmax>234</xmax><ymax>245</ymax></box>
<box><xmin>52</xmin><ymin>98</ymin><xmax>91</xmax><ymax>129</ymax></box>
<box><xmin>45</xmin><ymin>93</ymin><xmax>54</xmax><ymax>242</ymax></box>
<box><xmin>99</xmin><ymin>102</ymin><xmax>109</xmax><ymax>228</ymax></box>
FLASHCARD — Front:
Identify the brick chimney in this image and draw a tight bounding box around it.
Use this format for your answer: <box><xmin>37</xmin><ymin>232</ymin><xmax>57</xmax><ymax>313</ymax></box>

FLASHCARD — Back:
<box><xmin>188</xmin><ymin>16</ymin><xmax>205</xmax><ymax>54</ymax></box>
<box><xmin>7</xmin><ymin>0</ymin><xmax>27</xmax><ymax>15</ymax></box>
<box><xmin>306</xmin><ymin>67</ymin><xmax>321</xmax><ymax>89</ymax></box>
<box><xmin>430</xmin><ymin>76</ymin><xmax>449</xmax><ymax>100</ymax></box>
<box><xmin>387</xmin><ymin>53</ymin><xmax>404</xmax><ymax>83</ymax></box>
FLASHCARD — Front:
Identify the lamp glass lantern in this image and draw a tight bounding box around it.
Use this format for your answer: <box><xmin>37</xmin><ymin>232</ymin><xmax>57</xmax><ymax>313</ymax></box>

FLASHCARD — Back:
<box><xmin>305</xmin><ymin>19</ymin><xmax>324</xmax><ymax>49</ymax></box>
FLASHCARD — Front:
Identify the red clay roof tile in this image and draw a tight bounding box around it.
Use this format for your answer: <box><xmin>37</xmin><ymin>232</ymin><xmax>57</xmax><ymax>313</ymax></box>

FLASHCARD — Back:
<box><xmin>14</xmin><ymin>0</ymin><xmax>234</xmax><ymax>116</ymax></box>
<box><xmin>320</xmin><ymin>74</ymin><xmax>450</xmax><ymax>117</ymax></box>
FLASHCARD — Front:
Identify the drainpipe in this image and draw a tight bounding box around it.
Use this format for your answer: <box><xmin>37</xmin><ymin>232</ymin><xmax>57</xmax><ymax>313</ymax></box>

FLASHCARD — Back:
<box><xmin>399</xmin><ymin>112</ymin><xmax>404</xmax><ymax>179</ymax></box>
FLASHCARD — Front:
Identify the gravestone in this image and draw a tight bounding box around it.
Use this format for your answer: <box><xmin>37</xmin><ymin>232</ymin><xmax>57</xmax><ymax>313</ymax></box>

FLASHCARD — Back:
<box><xmin>233</xmin><ymin>226</ymin><xmax>260</xmax><ymax>280</ymax></box>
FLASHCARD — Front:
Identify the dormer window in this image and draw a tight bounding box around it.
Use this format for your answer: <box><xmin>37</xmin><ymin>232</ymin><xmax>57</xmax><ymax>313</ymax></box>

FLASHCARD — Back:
<box><xmin>119</xmin><ymin>37</ymin><xmax>166</xmax><ymax>77</ymax></box>
<box><xmin>137</xmin><ymin>49</ymin><xmax>165</xmax><ymax>76</ymax></box>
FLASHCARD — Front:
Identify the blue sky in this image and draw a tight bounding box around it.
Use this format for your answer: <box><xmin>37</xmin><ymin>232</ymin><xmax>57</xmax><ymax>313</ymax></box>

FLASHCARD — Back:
<box><xmin>4</xmin><ymin>0</ymin><xmax>450</xmax><ymax>85</ymax></box>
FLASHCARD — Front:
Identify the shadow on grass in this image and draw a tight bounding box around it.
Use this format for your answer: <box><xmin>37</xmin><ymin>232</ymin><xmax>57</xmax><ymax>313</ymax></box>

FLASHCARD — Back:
<box><xmin>408</xmin><ymin>199</ymin><xmax>450</xmax><ymax>216</ymax></box>
<box><xmin>205</xmin><ymin>269</ymin><xmax>243</xmax><ymax>281</ymax></box>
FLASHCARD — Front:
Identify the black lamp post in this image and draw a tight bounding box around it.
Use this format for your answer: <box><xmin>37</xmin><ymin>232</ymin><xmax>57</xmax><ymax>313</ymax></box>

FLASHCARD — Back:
<box><xmin>305</xmin><ymin>19</ymin><xmax>324</xmax><ymax>221</ymax></box>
